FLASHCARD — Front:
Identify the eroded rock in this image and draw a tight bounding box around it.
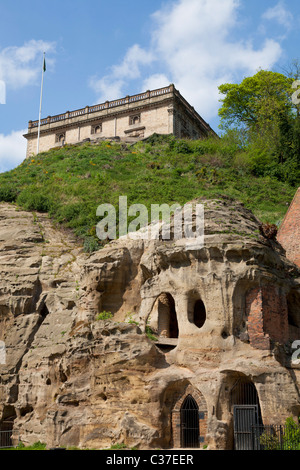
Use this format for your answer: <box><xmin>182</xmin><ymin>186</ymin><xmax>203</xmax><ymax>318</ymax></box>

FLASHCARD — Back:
<box><xmin>0</xmin><ymin>199</ymin><xmax>299</xmax><ymax>450</ymax></box>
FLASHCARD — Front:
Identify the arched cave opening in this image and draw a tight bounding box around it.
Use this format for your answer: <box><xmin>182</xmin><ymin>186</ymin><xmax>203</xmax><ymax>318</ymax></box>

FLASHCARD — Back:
<box><xmin>230</xmin><ymin>376</ymin><xmax>263</xmax><ymax>450</ymax></box>
<box><xmin>287</xmin><ymin>291</ymin><xmax>300</xmax><ymax>330</ymax></box>
<box><xmin>193</xmin><ymin>299</ymin><xmax>206</xmax><ymax>329</ymax></box>
<box><xmin>157</xmin><ymin>293</ymin><xmax>179</xmax><ymax>339</ymax></box>
<box><xmin>0</xmin><ymin>406</ymin><xmax>16</xmax><ymax>448</ymax></box>
<box><xmin>187</xmin><ymin>293</ymin><xmax>207</xmax><ymax>329</ymax></box>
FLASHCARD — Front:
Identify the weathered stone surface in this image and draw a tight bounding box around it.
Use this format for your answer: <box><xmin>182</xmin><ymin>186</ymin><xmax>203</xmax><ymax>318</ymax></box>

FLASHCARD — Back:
<box><xmin>0</xmin><ymin>199</ymin><xmax>299</xmax><ymax>450</ymax></box>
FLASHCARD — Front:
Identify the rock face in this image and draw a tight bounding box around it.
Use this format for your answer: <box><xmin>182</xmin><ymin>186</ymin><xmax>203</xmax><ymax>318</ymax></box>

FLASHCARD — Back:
<box><xmin>0</xmin><ymin>198</ymin><xmax>299</xmax><ymax>450</ymax></box>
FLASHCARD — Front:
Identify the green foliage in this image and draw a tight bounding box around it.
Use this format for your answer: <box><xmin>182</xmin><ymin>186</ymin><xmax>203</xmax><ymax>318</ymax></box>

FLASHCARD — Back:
<box><xmin>13</xmin><ymin>441</ymin><xmax>47</xmax><ymax>450</ymax></box>
<box><xmin>126</xmin><ymin>313</ymin><xmax>139</xmax><ymax>326</ymax></box>
<box><xmin>96</xmin><ymin>311</ymin><xmax>113</xmax><ymax>321</ymax></box>
<box><xmin>16</xmin><ymin>187</ymin><xmax>55</xmax><ymax>213</ymax></box>
<box><xmin>109</xmin><ymin>443</ymin><xmax>127</xmax><ymax>450</ymax></box>
<box><xmin>259</xmin><ymin>417</ymin><xmax>300</xmax><ymax>450</ymax></box>
<box><xmin>0</xmin><ymin>184</ymin><xmax>19</xmax><ymax>202</ymax></box>
<box><xmin>218</xmin><ymin>69</ymin><xmax>300</xmax><ymax>186</ymax></box>
<box><xmin>145</xmin><ymin>325</ymin><xmax>158</xmax><ymax>342</ymax></box>
<box><xmin>0</xmin><ymin>131</ymin><xmax>297</xmax><ymax>254</ymax></box>
<box><xmin>218</xmin><ymin>70</ymin><xmax>294</xmax><ymax>131</ymax></box>
<box><xmin>284</xmin><ymin>417</ymin><xmax>300</xmax><ymax>449</ymax></box>
<box><xmin>83</xmin><ymin>236</ymin><xmax>101</xmax><ymax>253</ymax></box>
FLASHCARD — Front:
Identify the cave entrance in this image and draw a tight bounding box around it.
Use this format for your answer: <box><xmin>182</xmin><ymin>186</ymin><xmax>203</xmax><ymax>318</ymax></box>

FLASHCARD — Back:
<box><xmin>180</xmin><ymin>395</ymin><xmax>200</xmax><ymax>449</ymax></box>
<box><xmin>187</xmin><ymin>293</ymin><xmax>207</xmax><ymax>329</ymax></box>
<box><xmin>193</xmin><ymin>299</ymin><xmax>206</xmax><ymax>329</ymax></box>
<box><xmin>154</xmin><ymin>293</ymin><xmax>179</xmax><ymax>353</ymax></box>
<box><xmin>230</xmin><ymin>378</ymin><xmax>262</xmax><ymax>450</ymax></box>
<box><xmin>157</xmin><ymin>293</ymin><xmax>178</xmax><ymax>339</ymax></box>
<box><xmin>0</xmin><ymin>406</ymin><xmax>16</xmax><ymax>449</ymax></box>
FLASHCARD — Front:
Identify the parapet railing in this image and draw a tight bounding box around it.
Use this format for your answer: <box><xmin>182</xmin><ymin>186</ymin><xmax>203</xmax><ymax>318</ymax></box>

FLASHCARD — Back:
<box><xmin>29</xmin><ymin>85</ymin><xmax>173</xmax><ymax>129</ymax></box>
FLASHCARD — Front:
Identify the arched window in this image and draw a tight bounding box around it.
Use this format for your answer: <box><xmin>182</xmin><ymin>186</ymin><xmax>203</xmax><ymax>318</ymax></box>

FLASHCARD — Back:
<box><xmin>56</xmin><ymin>133</ymin><xmax>65</xmax><ymax>144</ymax></box>
<box><xmin>171</xmin><ymin>385</ymin><xmax>207</xmax><ymax>449</ymax></box>
<box><xmin>91</xmin><ymin>123</ymin><xmax>102</xmax><ymax>135</ymax></box>
<box><xmin>180</xmin><ymin>395</ymin><xmax>200</xmax><ymax>448</ymax></box>
<box><xmin>129</xmin><ymin>114</ymin><xmax>141</xmax><ymax>125</ymax></box>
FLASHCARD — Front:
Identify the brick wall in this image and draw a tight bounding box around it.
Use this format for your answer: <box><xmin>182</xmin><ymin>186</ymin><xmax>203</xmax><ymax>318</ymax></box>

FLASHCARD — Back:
<box><xmin>246</xmin><ymin>286</ymin><xmax>289</xmax><ymax>349</ymax></box>
<box><xmin>277</xmin><ymin>188</ymin><xmax>300</xmax><ymax>268</ymax></box>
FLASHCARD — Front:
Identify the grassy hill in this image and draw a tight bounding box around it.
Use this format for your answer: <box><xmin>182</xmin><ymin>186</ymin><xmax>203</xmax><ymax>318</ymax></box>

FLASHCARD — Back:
<box><xmin>0</xmin><ymin>134</ymin><xmax>296</xmax><ymax>251</ymax></box>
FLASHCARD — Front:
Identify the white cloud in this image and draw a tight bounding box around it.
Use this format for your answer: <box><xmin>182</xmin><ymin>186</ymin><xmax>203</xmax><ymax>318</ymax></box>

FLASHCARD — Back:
<box><xmin>90</xmin><ymin>44</ymin><xmax>154</xmax><ymax>102</ymax></box>
<box><xmin>262</xmin><ymin>1</ymin><xmax>293</xmax><ymax>30</ymax></box>
<box><xmin>89</xmin><ymin>0</ymin><xmax>284</xmax><ymax>121</ymax></box>
<box><xmin>111</xmin><ymin>44</ymin><xmax>154</xmax><ymax>80</ymax></box>
<box><xmin>0</xmin><ymin>40</ymin><xmax>55</xmax><ymax>90</ymax></box>
<box><xmin>142</xmin><ymin>73</ymin><xmax>171</xmax><ymax>92</ymax></box>
<box><xmin>89</xmin><ymin>76</ymin><xmax>124</xmax><ymax>102</ymax></box>
<box><xmin>0</xmin><ymin>129</ymin><xmax>27</xmax><ymax>173</ymax></box>
<box><xmin>0</xmin><ymin>80</ymin><xmax>5</xmax><ymax>104</ymax></box>
<box><xmin>148</xmin><ymin>0</ymin><xmax>283</xmax><ymax>119</ymax></box>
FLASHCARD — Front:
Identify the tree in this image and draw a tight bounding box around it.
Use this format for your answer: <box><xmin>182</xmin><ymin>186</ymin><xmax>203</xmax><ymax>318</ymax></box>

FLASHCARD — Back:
<box><xmin>218</xmin><ymin>70</ymin><xmax>294</xmax><ymax>133</ymax></box>
<box><xmin>218</xmin><ymin>69</ymin><xmax>300</xmax><ymax>185</ymax></box>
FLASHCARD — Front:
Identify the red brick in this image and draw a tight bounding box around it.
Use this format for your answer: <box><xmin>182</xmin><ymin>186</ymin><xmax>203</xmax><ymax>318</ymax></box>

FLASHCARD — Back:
<box><xmin>246</xmin><ymin>286</ymin><xmax>289</xmax><ymax>349</ymax></box>
<box><xmin>277</xmin><ymin>188</ymin><xmax>300</xmax><ymax>268</ymax></box>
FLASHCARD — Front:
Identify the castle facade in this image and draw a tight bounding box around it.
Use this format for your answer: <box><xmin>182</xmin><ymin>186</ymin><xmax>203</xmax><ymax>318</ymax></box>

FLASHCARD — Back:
<box><xmin>23</xmin><ymin>84</ymin><xmax>215</xmax><ymax>157</ymax></box>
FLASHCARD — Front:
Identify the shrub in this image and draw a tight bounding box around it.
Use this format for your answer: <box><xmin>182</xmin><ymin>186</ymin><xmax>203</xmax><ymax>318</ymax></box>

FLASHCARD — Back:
<box><xmin>109</xmin><ymin>443</ymin><xmax>127</xmax><ymax>450</ymax></box>
<box><xmin>15</xmin><ymin>441</ymin><xmax>47</xmax><ymax>450</ymax></box>
<box><xmin>57</xmin><ymin>203</ymin><xmax>86</xmax><ymax>223</ymax></box>
<box><xmin>145</xmin><ymin>325</ymin><xmax>158</xmax><ymax>341</ymax></box>
<box><xmin>0</xmin><ymin>185</ymin><xmax>19</xmax><ymax>202</ymax></box>
<box><xmin>17</xmin><ymin>189</ymin><xmax>54</xmax><ymax>213</ymax></box>
<box><xmin>83</xmin><ymin>236</ymin><xmax>100</xmax><ymax>253</ymax></box>
<box><xmin>96</xmin><ymin>311</ymin><xmax>113</xmax><ymax>321</ymax></box>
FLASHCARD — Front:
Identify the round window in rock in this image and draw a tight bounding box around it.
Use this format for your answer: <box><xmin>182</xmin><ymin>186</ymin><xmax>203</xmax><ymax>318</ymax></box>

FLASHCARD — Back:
<box><xmin>193</xmin><ymin>299</ymin><xmax>206</xmax><ymax>328</ymax></box>
<box><xmin>188</xmin><ymin>294</ymin><xmax>206</xmax><ymax>329</ymax></box>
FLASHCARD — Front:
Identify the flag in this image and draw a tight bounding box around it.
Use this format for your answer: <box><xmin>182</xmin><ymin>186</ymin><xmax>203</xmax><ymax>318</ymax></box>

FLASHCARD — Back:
<box><xmin>43</xmin><ymin>55</ymin><xmax>46</xmax><ymax>72</ymax></box>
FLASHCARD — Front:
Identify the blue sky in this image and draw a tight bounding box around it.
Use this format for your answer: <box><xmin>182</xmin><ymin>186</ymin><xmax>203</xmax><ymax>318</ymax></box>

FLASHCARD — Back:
<box><xmin>0</xmin><ymin>0</ymin><xmax>300</xmax><ymax>172</ymax></box>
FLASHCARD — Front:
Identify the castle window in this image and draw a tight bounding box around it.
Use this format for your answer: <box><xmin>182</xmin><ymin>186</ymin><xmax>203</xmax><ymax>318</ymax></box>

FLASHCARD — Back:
<box><xmin>129</xmin><ymin>114</ymin><xmax>141</xmax><ymax>126</ymax></box>
<box><xmin>55</xmin><ymin>133</ymin><xmax>65</xmax><ymax>144</ymax></box>
<box><xmin>91</xmin><ymin>123</ymin><xmax>102</xmax><ymax>135</ymax></box>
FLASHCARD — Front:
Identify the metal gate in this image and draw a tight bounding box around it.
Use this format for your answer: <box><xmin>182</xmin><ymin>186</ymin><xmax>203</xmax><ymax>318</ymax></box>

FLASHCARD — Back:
<box><xmin>231</xmin><ymin>378</ymin><xmax>262</xmax><ymax>450</ymax></box>
<box><xmin>233</xmin><ymin>405</ymin><xmax>260</xmax><ymax>450</ymax></box>
<box><xmin>180</xmin><ymin>395</ymin><xmax>200</xmax><ymax>448</ymax></box>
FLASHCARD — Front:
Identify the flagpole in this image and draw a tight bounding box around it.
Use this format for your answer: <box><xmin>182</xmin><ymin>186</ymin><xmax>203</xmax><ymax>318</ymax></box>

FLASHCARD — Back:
<box><xmin>37</xmin><ymin>52</ymin><xmax>46</xmax><ymax>155</ymax></box>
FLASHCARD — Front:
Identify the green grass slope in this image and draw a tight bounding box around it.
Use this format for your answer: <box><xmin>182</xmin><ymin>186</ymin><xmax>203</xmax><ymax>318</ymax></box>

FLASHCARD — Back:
<box><xmin>0</xmin><ymin>134</ymin><xmax>296</xmax><ymax>251</ymax></box>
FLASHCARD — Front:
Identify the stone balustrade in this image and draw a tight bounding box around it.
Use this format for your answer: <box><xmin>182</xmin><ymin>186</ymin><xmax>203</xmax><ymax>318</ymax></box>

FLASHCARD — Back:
<box><xmin>29</xmin><ymin>85</ymin><xmax>174</xmax><ymax>129</ymax></box>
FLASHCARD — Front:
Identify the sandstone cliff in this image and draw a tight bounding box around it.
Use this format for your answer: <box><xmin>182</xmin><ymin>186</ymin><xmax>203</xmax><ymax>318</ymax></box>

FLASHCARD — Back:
<box><xmin>0</xmin><ymin>198</ymin><xmax>299</xmax><ymax>450</ymax></box>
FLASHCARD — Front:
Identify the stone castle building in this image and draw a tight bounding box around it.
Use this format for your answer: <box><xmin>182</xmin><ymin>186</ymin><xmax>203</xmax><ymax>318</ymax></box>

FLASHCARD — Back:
<box><xmin>24</xmin><ymin>84</ymin><xmax>215</xmax><ymax>157</ymax></box>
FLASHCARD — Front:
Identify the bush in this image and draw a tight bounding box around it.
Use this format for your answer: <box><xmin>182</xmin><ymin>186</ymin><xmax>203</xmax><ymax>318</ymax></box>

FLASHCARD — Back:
<box><xmin>284</xmin><ymin>417</ymin><xmax>300</xmax><ymax>450</ymax></box>
<box><xmin>83</xmin><ymin>236</ymin><xmax>100</xmax><ymax>253</ymax></box>
<box><xmin>15</xmin><ymin>441</ymin><xmax>47</xmax><ymax>450</ymax></box>
<box><xmin>145</xmin><ymin>325</ymin><xmax>158</xmax><ymax>341</ymax></box>
<box><xmin>0</xmin><ymin>185</ymin><xmax>19</xmax><ymax>202</ymax></box>
<box><xmin>57</xmin><ymin>203</ymin><xmax>86</xmax><ymax>223</ymax></box>
<box><xmin>96</xmin><ymin>311</ymin><xmax>113</xmax><ymax>321</ymax></box>
<box><xmin>17</xmin><ymin>189</ymin><xmax>54</xmax><ymax>213</ymax></box>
